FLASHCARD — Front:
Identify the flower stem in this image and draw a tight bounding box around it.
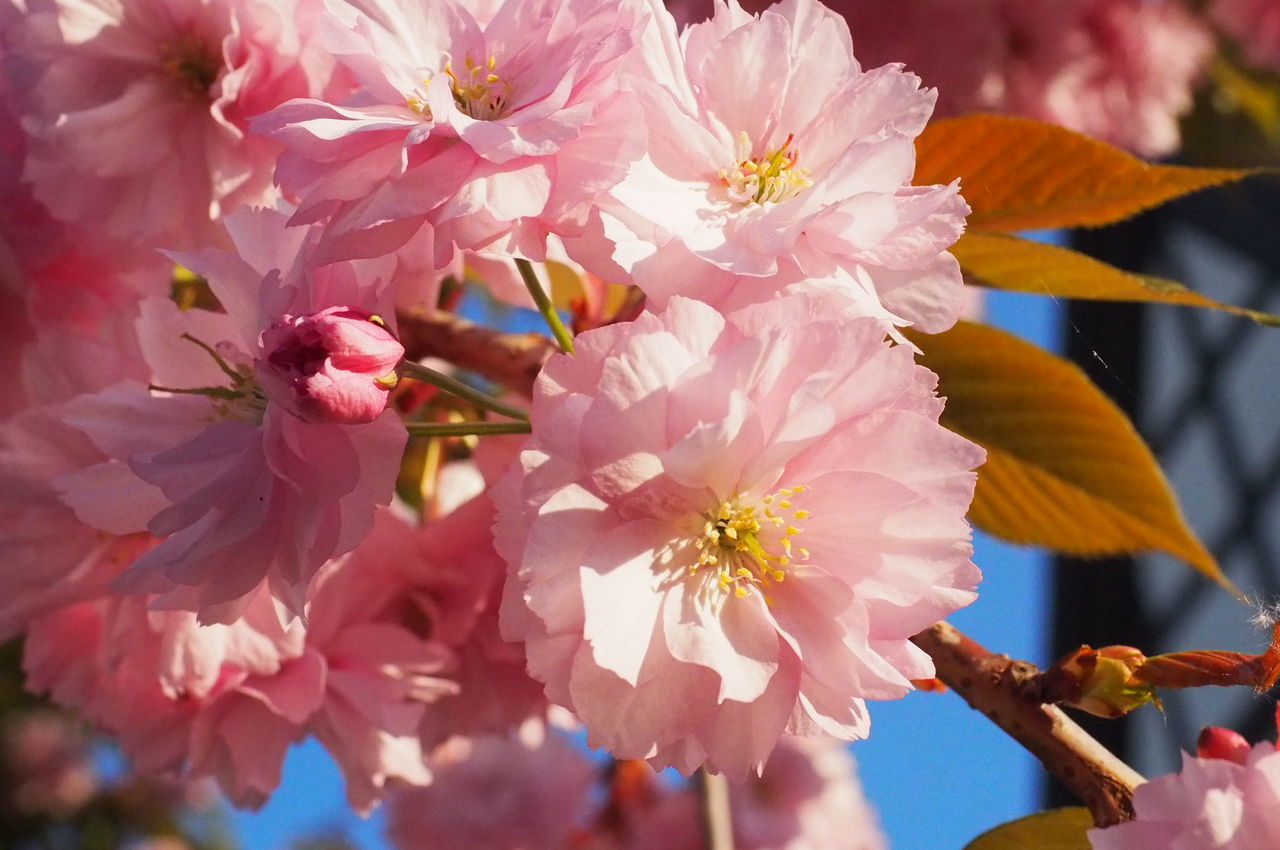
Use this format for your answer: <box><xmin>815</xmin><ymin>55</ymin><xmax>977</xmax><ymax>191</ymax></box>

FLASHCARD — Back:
<box><xmin>515</xmin><ymin>258</ymin><xmax>575</xmax><ymax>354</ymax></box>
<box><xmin>697</xmin><ymin>768</ymin><xmax>735</xmax><ymax>850</ymax></box>
<box><xmin>405</xmin><ymin>420</ymin><xmax>531</xmax><ymax>438</ymax></box>
<box><xmin>398</xmin><ymin>361</ymin><xmax>530</xmax><ymax>421</ymax></box>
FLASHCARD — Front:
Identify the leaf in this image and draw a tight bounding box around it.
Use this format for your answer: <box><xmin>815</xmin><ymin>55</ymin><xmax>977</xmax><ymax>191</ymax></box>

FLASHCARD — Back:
<box><xmin>1134</xmin><ymin>624</ymin><xmax>1280</xmax><ymax>692</ymax></box>
<box><xmin>953</xmin><ymin>232</ymin><xmax>1280</xmax><ymax>326</ymax></box>
<box><xmin>909</xmin><ymin>320</ymin><xmax>1236</xmax><ymax>592</ymax></box>
<box><xmin>964</xmin><ymin>808</ymin><xmax>1093</xmax><ymax>850</ymax></box>
<box><xmin>915</xmin><ymin>115</ymin><xmax>1253</xmax><ymax>231</ymax></box>
<box><xmin>1211</xmin><ymin>56</ymin><xmax>1280</xmax><ymax>143</ymax></box>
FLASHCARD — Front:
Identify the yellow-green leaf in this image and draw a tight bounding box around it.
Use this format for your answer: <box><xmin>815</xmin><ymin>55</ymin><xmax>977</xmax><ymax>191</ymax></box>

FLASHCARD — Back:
<box><xmin>910</xmin><ymin>320</ymin><xmax>1235</xmax><ymax>592</ymax></box>
<box><xmin>964</xmin><ymin>808</ymin><xmax>1093</xmax><ymax>850</ymax></box>
<box><xmin>954</xmin><ymin>231</ymin><xmax>1280</xmax><ymax>326</ymax></box>
<box><xmin>915</xmin><ymin>115</ymin><xmax>1252</xmax><ymax>231</ymax></box>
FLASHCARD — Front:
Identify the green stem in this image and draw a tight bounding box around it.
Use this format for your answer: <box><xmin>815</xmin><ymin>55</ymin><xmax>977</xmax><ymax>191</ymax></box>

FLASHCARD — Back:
<box><xmin>515</xmin><ymin>258</ymin><xmax>575</xmax><ymax>354</ymax></box>
<box><xmin>398</xmin><ymin>361</ymin><xmax>530</xmax><ymax>421</ymax></box>
<box><xmin>405</xmin><ymin>420</ymin><xmax>532</xmax><ymax>438</ymax></box>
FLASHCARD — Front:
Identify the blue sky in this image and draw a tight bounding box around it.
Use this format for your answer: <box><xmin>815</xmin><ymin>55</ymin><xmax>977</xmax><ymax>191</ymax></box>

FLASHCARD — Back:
<box><xmin>231</xmin><ymin>288</ymin><xmax>1063</xmax><ymax>849</ymax></box>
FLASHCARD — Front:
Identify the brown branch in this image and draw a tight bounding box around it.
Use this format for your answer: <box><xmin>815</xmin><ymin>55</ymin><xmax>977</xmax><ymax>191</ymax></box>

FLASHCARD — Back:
<box><xmin>397</xmin><ymin>309</ymin><xmax>555</xmax><ymax>398</ymax></box>
<box><xmin>911</xmin><ymin>621</ymin><xmax>1145</xmax><ymax>827</ymax></box>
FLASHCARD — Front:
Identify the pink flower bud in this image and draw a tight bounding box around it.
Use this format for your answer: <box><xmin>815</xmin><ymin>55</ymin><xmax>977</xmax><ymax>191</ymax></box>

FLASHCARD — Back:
<box><xmin>1197</xmin><ymin>727</ymin><xmax>1252</xmax><ymax>765</ymax></box>
<box><xmin>258</xmin><ymin>307</ymin><xmax>403</xmax><ymax>425</ymax></box>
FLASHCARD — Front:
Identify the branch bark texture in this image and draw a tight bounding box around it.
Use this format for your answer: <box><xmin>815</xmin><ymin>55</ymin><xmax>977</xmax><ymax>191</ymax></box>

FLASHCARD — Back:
<box><xmin>398</xmin><ymin>309</ymin><xmax>554</xmax><ymax>398</ymax></box>
<box><xmin>912</xmin><ymin>621</ymin><xmax>1145</xmax><ymax>827</ymax></box>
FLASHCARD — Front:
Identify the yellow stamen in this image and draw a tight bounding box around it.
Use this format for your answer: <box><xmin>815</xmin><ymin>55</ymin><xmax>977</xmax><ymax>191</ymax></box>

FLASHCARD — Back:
<box><xmin>686</xmin><ymin>484</ymin><xmax>813</xmax><ymax>600</ymax></box>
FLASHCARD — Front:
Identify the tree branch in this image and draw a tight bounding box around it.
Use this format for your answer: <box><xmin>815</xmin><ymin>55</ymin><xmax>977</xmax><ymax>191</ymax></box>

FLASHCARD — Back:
<box><xmin>911</xmin><ymin>621</ymin><xmax>1144</xmax><ymax>827</ymax></box>
<box><xmin>397</xmin><ymin>310</ymin><xmax>555</xmax><ymax>398</ymax></box>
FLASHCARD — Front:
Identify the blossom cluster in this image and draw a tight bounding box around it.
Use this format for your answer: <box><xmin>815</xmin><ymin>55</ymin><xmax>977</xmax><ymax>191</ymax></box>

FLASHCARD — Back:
<box><xmin>0</xmin><ymin>0</ymin><xmax>987</xmax><ymax>820</ymax></box>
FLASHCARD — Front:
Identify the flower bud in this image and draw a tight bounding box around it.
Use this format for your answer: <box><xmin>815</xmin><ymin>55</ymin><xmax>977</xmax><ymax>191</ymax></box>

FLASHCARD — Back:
<box><xmin>258</xmin><ymin>307</ymin><xmax>403</xmax><ymax>425</ymax></box>
<box><xmin>1043</xmin><ymin>645</ymin><xmax>1154</xmax><ymax>719</ymax></box>
<box><xmin>1196</xmin><ymin>727</ymin><xmax>1252</xmax><ymax>765</ymax></box>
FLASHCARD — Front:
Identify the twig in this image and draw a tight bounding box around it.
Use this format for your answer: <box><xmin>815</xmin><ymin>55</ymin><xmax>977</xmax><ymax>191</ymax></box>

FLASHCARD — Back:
<box><xmin>697</xmin><ymin>767</ymin><xmax>735</xmax><ymax>850</ymax></box>
<box><xmin>404</xmin><ymin>421</ymin><xmax>532</xmax><ymax>438</ymax></box>
<box><xmin>398</xmin><ymin>360</ymin><xmax>530</xmax><ymax>421</ymax></box>
<box><xmin>911</xmin><ymin>621</ymin><xmax>1145</xmax><ymax>827</ymax></box>
<box><xmin>515</xmin><ymin>257</ymin><xmax>575</xmax><ymax>354</ymax></box>
<box><xmin>396</xmin><ymin>310</ymin><xmax>555</xmax><ymax>398</ymax></box>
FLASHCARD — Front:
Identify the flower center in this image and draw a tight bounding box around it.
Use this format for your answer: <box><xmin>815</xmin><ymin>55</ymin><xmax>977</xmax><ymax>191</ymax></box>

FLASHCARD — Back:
<box><xmin>160</xmin><ymin>33</ymin><xmax>220</xmax><ymax>99</ymax></box>
<box><xmin>446</xmin><ymin>54</ymin><xmax>511</xmax><ymax>120</ymax></box>
<box><xmin>689</xmin><ymin>486</ymin><xmax>811</xmax><ymax>601</ymax></box>
<box><xmin>718</xmin><ymin>131</ymin><xmax>812</xmax><ymax>206</ymax></box>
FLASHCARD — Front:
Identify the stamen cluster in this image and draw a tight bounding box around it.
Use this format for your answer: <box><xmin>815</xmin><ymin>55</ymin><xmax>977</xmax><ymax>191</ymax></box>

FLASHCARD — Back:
<box><xmin>718</xmin><ymin>132</ymin><xmax>813</xmax><ymax>205</ymax></box>
<box><xmin>692</xmin><ymin>487</ymin><xmax>811</xmax><ymax>601</ymax></box>
<box><xmin>446</xmin><ymin>55</ymin><xmax>511</xmax><ymax>120</ymax></box>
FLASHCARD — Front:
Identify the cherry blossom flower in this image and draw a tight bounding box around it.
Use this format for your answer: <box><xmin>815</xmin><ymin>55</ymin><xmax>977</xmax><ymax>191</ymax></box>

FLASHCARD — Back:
<box><xmin>296</xmin><ymin>515</ymin><xmax>453</xmax><ymax>812</ymax></box>
<box><xmin>0</xmin><ymin>273</ymin><xmax>163</xmax><ymax>639</ymax></box>
<box><xmin>8</xmin><ymin>0</ymin><xmax>347</xmax><ymax>249</ymax></box>
<box><xmin>387</xmin><ymin>731</ymin><xmax>886</xmax><ymax>850</ymax></box>
<box><xmin>255</xmin><ymin>0</ymin><xmax>648</xmax><ymax>267</ymax></box>
<box><xmin>1214</xmin><ymin>0</ymin><xmax>1280</xmax><ymax>74</ymax></box>
<box><xmin>994</xmin><ymin>0</ymin><xmax>1212</xmax><ymax>159</ymax></box>
<box><xmin>3</xmin><ymin>712</ymin><xmax>98</xmax><ymax>815</ymax></box>
<box><xmin>757</xmin><ymin>0</ymin><xmax>1210</xmax><ymax>159</ymax></box>
<box><xmin>298</xmin><ymin>498</ymin><xmax>544</xmax><ymax>811</ymax></box>
<box><xmin>54</xmin><ymin>210</ymin><xmax>406</xmax><ymax>622</ymax></box>
<box><xmin>22</xmin><ymin>589</ymin><xmax>313</xmax><ymax>808</ymax></box>
<box><xmin>496</xmin><ymin>295</ymin><xmax>984</xmax><ymax>777</ymax></box>
<box><xmin>628</xmin><ymin>737</ymin><xmax>887</xmax><ymax>850</ymax></box>
<box><xmin>1088</xmin><ymin>736</ymin><xmax>1280</xmax><ymax>848</ymax></box>
<box><xmin>387</xmin><ymin>724</ymin><xmax>598</xmax><ymax>850</ymax></box>
<box><xmin>576</xmin><ymin>0</ymin><xmax>969</xmax><ymax>332</ymax></box>
<box><xmin>19</xmin><ymin>505</ymin><xmax>513</xmax><ymax>813</ymax></box>
<box><xmin>407</xmin><ymin>495</ymin><xmax>549</xmax><ymax>747</ymax></box>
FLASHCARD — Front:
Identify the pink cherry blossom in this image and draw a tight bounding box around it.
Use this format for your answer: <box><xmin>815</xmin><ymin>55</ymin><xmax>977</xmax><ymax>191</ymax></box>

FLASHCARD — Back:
<box><xmin>19</xmin><ymin>506</ymin><xmax>502</xmax><ymax>813</ymax></box>
<box><xmin>628</xmin><ymin>737</ymin><xmax>887</xmax><ymax>850</ymax></box>
<box><xmin>254</xmin><ymin>0</ymin><xmax>648</xmax><ymax>267</ymax></box>
<box><xmin>295</xmin><ymin>516</ymin><xmax>454</xmax><ymax>813</ymax></box>
<box><xmin>1088</xmin><ymin>742</ymin><xmax>1280</xmax><ymax>848</ymax></box>
<box><xmin>387</xmin><ymin>724</ymin><xmax>598</xmax><ymax>850</ymax></box>
<box><xmin>575</xmin><ymin>0</ymin><xmax>969</xmax><ymax>332</ymax></box>
<box><xmin>758</xmin><ymin>0</ymin><xmax>1210</xmax><ymax>159</ymax></box>
<box><xmin>360</xmin><ymin>494</ymin><xmax>544</xmax><ymax>748</ymax></box>
<box><xmin>387</xmin><ymin>731</ymin><xmax>886</xmax><ymax>850</ymax></box>
<box><xmin>995</xmin><ymin>0</ymin><xmax>1212</xmax><ymax>160</ymax></box>
<box><xmin>8</xmin><ymin>0</ymin><xmax>348</xmax><ymax>249</ymax></box>
<box><xmin>0</xmin><ymin>273</ymin><xmax>165</xmax><ymax>639</ymax></box>
<box><xmin>3</xmin><ymin>712</ymin><xmax>98</xmax><ymax>815</ymax></box>
<box><xmin>22</xmin><ymin>589</ymin><xmax>314</xmax><ymax>808</ymax></box>
<box><xmin>1214</xmin><ymin>0</ymin><xmax>1280</xmax><ymax>73</ymax></box>
<box><xmin>54</xmin><ymin>209</ymin><xmax>406</xmax><ymax>622</ymax></box>
<box><xmin>496</xmin><ymin>295</ymin><xmax>984</xmax><ymax>777</ymax></box>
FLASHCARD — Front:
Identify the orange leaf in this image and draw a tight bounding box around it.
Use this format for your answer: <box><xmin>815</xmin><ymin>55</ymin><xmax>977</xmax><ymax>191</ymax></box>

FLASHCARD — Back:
<box><xmin>915</xmin><ymin>115</ymin><xmax>1252</xmax><ymax>231</ymax></box>
<box><xmin>953</xmin><ymin>232</ymin><xmax>1280</xmax><ymax>326</ymax></box>
<box><xmin>909</xmin><ymin>321</ymin><xmax>1235</xmax><ymax>592</ymax></box>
